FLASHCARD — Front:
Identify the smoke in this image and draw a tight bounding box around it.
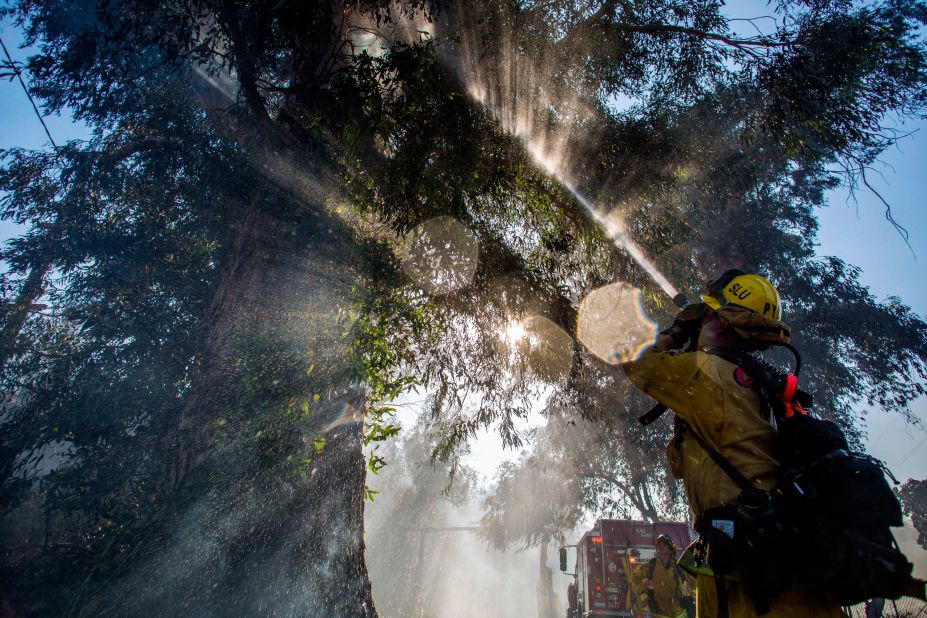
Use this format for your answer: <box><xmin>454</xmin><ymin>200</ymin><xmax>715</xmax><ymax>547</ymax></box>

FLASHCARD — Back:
<box><xmin>364</xmin><ymin>418</ymin><xmax>580</xmax><ymax>618</ymax></box>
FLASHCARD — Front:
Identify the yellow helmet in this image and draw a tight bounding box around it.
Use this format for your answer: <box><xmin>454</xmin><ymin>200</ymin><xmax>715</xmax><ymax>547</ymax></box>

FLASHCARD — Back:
<box><xmin>701</xmin><ymin>273</ymin><xmax>782</xmax><ymax>321</ymax></box>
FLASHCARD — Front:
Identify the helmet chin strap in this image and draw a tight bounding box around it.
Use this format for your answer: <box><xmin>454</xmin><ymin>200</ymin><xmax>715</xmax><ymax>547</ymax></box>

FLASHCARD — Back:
<box><xmin>782</xmin><ymin>342</ymin><xmax>802</xmax><ymax>376</ymax></box>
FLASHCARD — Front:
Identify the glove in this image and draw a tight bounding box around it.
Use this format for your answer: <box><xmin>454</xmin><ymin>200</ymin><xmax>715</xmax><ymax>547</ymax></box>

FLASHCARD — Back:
<box><xmin>660</xmin><ymin>302</ymin><xmax>712</xmax><ymax>350</ymax></box>
<box><xmin>674</xmin><ymin>301</ymin><xmax>712</xmax><ymax>327</ymax></box>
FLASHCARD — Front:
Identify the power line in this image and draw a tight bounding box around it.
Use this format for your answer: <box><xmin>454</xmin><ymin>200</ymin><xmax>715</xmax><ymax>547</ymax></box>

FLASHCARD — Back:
<box><xmin>868</xmin><ymin>414</ymin><xmax>898</xmax><ymax>451</ymax></box>
<box><xmin>1</xmin><ymin>35</ymin><xmax>57</xmax><ymax>149</ymax></box>
<box><xmin>896</xmin><ymin>434</ymin><xmax>927</xmax><ymax>468</ymax></box>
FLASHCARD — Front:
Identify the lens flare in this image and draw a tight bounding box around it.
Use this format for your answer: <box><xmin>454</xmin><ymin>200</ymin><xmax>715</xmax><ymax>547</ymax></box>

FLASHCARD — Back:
<box><xmin>577</xmin><ymin>283</ymin><xmax>657</xmax><ymax>365</ymax></box>
<box><xmin>402</xmin><ymin>216</ymin><xmax>479</xmax><ymax>295</ymax></box>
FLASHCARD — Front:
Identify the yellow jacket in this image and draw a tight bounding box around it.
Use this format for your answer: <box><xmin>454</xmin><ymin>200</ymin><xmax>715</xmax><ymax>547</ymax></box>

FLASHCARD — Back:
<box><xmin>624</xmin><ymin>337</ymin><xmax>779</xmax><ymax>515</ymax></box>
<box><xmin>623</xmin><ymin>337</ymin><xmax>846</xmax><ymax>618</ymax></box>
<box><xmin>631</xmin><ymin>558</ymin><xmax>690</xmax><ymax>618</ymax></box>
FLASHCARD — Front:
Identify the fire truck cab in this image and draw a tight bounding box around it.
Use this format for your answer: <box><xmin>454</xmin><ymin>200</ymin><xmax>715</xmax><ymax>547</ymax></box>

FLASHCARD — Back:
<box><xmin>560</xmin><ymin>519</ymin><xmax>695</xmax><ymax>618</ymax></box>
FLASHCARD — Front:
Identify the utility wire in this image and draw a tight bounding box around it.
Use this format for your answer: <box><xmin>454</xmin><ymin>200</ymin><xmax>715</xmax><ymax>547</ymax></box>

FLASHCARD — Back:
<box><xmin>1</xmin><ymin>35</ymin><xmax>57</xmax><ymax>149</ymax></box>
<box><xmin>896</xmin><ymin>433</ymin><xmax>927</xmax><ymax>468</ymax></box>
<box><xmin>868</xmin><ymin>415</ymin><xmax>898</xmax><ymax>451</ymax></box>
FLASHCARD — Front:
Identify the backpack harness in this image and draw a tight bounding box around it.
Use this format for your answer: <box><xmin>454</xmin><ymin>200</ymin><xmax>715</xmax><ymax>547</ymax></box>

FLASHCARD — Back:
<box><xmin>639</xmin><ymin>347</ymin><xmax>919</xmax><ymax>617</ymax></box>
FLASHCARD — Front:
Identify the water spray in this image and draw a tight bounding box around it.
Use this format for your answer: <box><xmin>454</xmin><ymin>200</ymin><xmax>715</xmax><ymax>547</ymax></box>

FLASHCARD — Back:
<box><xmin>528</xmin><ymin>145</ymin><xmax>690</xmax><ymax>309</ymax></box>
<box><xmin>478</xmin><ymin>94</ymin><xmax>684</xmax><ymax>307</ymax></box>
<box><xmin>458</xmin><ymin>49</ymin><xmax>693</xmax><ymax>368</ymax></box>
<box><xmin>554</xmin><ymin>175</ymin><xmax>681</xmax><ymax>301</ymax></box>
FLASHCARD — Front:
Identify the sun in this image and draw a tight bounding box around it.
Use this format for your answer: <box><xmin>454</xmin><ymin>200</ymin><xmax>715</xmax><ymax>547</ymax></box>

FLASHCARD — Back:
<box><xmin>503</xmin><ymin>320</ymin><xmax>526</xmax><ymax>344</ymax></box>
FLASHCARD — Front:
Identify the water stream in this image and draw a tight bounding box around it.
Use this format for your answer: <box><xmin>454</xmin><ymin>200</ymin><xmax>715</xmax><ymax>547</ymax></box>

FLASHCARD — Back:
<box><xmin>553</xmin><ymin>174</ymin><xmax>679</xmax><ymax>299</ymax></box>
<box><xmin>466</xmin><ymin>89</ymin><xmax>679</xmax><ymax>301</ymax></box>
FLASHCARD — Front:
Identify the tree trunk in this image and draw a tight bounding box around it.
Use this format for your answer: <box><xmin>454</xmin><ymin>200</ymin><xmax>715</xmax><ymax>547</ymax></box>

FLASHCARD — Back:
<box><xmin>79</xmin><ymin>15</ymin><xmax>382</xmax><ymax>610</ymax></box>
<box><xmin>81</xmin><ymin>185</ymin><xmax>378</xmax><ymax>616</ymax></box>
<box><xmin>158</xmin><ymin>197</ymin><xmax>266</xmax><ymax>492</ymax></box>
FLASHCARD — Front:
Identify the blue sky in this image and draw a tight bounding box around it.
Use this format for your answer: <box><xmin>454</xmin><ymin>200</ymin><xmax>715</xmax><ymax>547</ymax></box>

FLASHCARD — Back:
<box><xmin>0</xmin><ymin>23</ymin><xmax>91</xmax><ymax>243</ymax></box>
<box><xmin>2</xmin><ymin>10</ymin><xmax>926</xmax><ymax>480</ymax></box>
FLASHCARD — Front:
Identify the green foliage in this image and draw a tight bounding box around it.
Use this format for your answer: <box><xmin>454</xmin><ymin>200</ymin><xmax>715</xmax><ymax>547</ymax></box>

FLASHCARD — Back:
<box><xmin>757</xmin><ymin>1</ymin><xmax>927</xmax><ymax>167</ymax></box>
<box><xmin>898</xmin><ymin>478</ymin><xmax>927</xmax><ymax>551</ymax></box>
<box><xmin>351</xmin><ymin>280</ymin><xmax>436</xmax><ymax>492</ymax></box>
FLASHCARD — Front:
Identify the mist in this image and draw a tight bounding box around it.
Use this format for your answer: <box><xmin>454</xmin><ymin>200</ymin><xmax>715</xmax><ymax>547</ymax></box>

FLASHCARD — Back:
<box><xmin>364</xmin><ymin>420</ymin><xmax>580</xmax><ymax>618</ymax></box>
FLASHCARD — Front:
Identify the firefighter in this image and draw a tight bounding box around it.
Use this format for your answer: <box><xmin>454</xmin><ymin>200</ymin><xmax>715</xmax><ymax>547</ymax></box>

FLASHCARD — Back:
<box><xmin>631</xmin><ymin>534</ymin><xmax>693</xmax><ymax>618</ymax></box>
<box><xmin>627</xmin><ymin>548</ymin><xmax>646</xmax><ymax>610</ymax></box>
<box><xmin>622</xmin><ymin>272</ymin><xmax>846</xmax><ymax>618</ymax></box>
<box><xmin>567</xmin><ymin>581</ymin><xmax>578</xmax><ymax>618</ymax></box>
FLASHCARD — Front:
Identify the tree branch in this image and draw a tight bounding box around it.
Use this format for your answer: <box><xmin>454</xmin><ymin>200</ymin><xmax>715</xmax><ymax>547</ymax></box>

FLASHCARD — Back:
<box><xmin>219</xmin><ymin>0</ymin><xmax>272</xmax><ymax>127</ymax></box>
<box><xmin>587</xmin><ymin>471</ymin><xmax>659</xmax><ymax>521</ymax></box>
<box><xmin>838</xmin><ymin>153</ymin><xmax>915</xmax><ymax>258</ymax></box>
<box><xmin>561</xmin><ymin>5</ymin><xmax>794</xmax><ymax>62</ymax></box>
<box><xmin>615</xmin><ymin>23</ymin><xmax>793</xmax><ymax>50</ymax></box>
<box><xmin>0</xmin><ymin>250</ymin><xmax>56</xmax><ymax>372</ymax></box>
<box><xmin>104</xmin><ymin>137</ymin><xmax>186</xmax><ymax>162</ymax></box>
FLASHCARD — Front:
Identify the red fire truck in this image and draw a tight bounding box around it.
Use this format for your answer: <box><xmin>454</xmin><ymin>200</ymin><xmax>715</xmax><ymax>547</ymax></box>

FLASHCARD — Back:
<box><xmin>559</xmin><ymin>519</ymin><xmax>696</xmax><ymax>618</ymax></box>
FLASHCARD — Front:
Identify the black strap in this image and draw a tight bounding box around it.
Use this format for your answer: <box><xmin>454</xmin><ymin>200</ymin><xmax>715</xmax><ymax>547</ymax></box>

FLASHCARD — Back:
<box><xmin>708</xmin><ymin>347</ymin><xmax>781</xmax><ymax>390</ymax></box>
<box><xmin>679</xmin><ymin>420</ymin><xmax>754</xmax><ymax>493</ymax></box>
<box><xmin>715</xmin><ymin>571</ymin><xmax>729</xmax><ymax>618</ymax></box>
<box><xmin>689</xmin><ymin>425</ymin><xmax>777</xmax><ymax>616</ymax></box>
<box><xmin>646</xmin><ymin>559</ymin><xmax>658</xmax><ymax>613</ymax></box>
<box><xmin>706</xmin><ymin>346</ymin><xmax>750</xmax><ymax>368</ymax></box>
<box><xmin>639</xmin><ymin>402</ymin><xmax>668</xmax><ymax>426</ymax></box>
<box><xmin>647</xmin><ymin>556</ymin><xmax>682</xmax><ymax>583</ymax></box>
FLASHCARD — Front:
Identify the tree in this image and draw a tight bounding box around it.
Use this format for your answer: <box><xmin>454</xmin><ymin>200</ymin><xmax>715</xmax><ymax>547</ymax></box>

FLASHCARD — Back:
<box><xmin>1</xmin><ymin>0</ymin><xmax>926</xmax><ymax>615</ymax></box>
<box><xmin>0</xmin><ymin>1</ymin><xmax>423</xmax><ymax>614</ymax></box>
<box><xmin>899</xmin><ymin>478</ymin><xmax>927</xmax><ymax>551</ymax></box>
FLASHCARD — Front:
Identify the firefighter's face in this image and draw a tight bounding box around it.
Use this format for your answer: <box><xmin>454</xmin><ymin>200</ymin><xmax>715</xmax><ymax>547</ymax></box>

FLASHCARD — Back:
<box><xmin>656</xmin><ymin>542</ymin><xmax>672</xmax><ymax>564</ymax></box>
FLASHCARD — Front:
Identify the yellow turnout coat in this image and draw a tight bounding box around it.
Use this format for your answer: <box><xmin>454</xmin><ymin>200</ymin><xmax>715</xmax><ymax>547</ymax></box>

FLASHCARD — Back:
<box><xmin>624</xmin><ymin>336</ymin><xmax>846</xmax><ymax>618</ymax></box>
<box><xmin>630</xmin><ymin>557</ymin><xmax>692</xmax><ymax>618</ymax></box>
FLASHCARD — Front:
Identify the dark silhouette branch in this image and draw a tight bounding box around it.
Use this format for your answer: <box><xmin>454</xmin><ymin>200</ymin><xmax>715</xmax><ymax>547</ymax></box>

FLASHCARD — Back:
<box><xmin>219</xmin><ymin>1</ymin><xmax>272</xmax><ymax>127</ymax></box>
<box><xmin>615</xmin><ymin>23</ymin><xmax>793</xmax><ymax>51</ymax></box>
<box><xmin>563</xmin><ymin>4</ymin><xmax>794</xmax><ymax>62</ymax></box>
<box><xmin>587</xmin><ymin>471</ymin><xmax>660</xmax><ymax>521</ymax></box>
<box><xmin>0</xmin><ymin>247</ymin><xmax>56</xmax><ymax>372</ymax></box>
<box><xmin>837</xmin><ymin>153</ymin><xmax>915</xmax><ymax>259</ymax></box>
<box><xmin>104</xmin><ymin>137</ymin><xmax>186</xmax><ymax>162</ymax></box>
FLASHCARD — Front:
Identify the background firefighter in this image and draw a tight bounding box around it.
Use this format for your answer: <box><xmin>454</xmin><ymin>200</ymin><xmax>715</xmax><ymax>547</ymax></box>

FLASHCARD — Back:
<box><xmin>630</xmin><ymin>534</ymin><xmax>694</xmax><ymax>618</ymax></box>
